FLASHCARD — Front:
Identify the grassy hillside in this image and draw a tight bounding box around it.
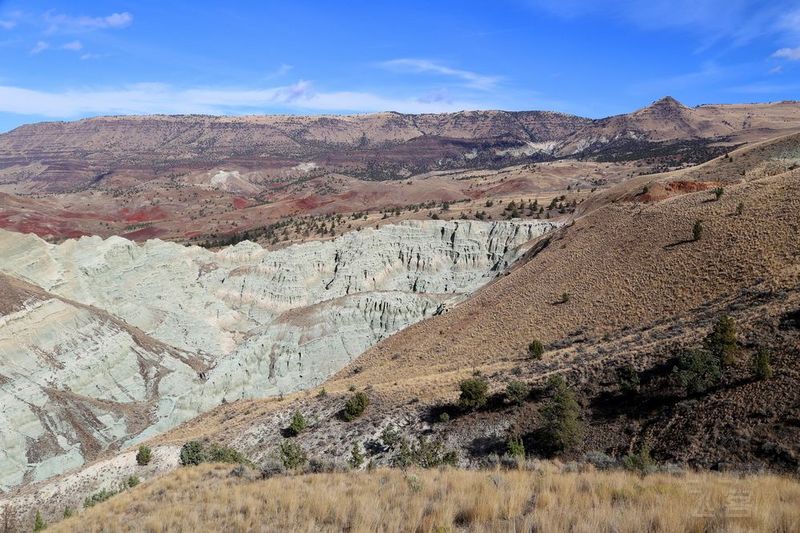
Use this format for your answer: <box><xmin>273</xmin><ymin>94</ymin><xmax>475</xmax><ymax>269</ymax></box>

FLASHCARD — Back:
<box><xmin>50</xmin><ymin>463</ymin><xmax>800</xmax><ymax>533</ymax></box>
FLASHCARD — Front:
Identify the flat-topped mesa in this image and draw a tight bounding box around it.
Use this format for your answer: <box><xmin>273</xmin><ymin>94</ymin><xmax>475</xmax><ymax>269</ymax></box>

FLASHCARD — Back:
<box><xmin>0</xmin><ymin>218</ymin><xmax>558</xmax><ymax>490</ymax></box>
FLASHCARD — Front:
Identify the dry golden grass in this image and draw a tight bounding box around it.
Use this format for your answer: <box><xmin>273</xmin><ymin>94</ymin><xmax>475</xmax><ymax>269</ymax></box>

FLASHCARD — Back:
<box><xmin>50</xmin><ymin>464</ymin><xmax>800</xmax><ymax>533</ymax></box>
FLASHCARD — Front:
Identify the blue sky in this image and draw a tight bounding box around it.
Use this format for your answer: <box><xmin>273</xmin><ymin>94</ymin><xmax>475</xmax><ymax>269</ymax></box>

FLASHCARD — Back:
<box><xmin>0</xmin><ymin>0</ymin><xmax>799</xmax><ymax>132</ymax></box>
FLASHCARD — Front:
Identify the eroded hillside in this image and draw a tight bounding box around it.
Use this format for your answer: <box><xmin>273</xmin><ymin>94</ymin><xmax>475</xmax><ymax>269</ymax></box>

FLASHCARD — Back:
<box><xmin>2</xmin><ymin>98</ymin><xmax>800</xmax><ymax>244</ymax></box>
<box><xmin>0</xmin><ymin>219</ymin><xmax>556</xmax><ymax>490</ymax></box>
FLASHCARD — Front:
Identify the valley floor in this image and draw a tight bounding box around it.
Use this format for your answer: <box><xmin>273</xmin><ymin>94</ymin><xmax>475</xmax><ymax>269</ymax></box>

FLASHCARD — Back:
<box><xmin>48</xmin><ymin>463</ymin><xmax>800</xmax><ymax>533</ymax></box>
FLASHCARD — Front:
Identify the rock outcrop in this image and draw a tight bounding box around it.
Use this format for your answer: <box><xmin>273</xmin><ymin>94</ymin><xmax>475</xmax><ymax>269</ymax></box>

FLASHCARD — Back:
<box><xmin>0</xmin><ymin>219</ymin><xmax>556</xmax><ymax>489</ymax></box>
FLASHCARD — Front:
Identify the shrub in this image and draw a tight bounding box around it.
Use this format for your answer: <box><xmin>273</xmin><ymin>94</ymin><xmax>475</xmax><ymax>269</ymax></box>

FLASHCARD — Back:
<box><xmin>441</xmin><ymin>450</ymin><xmax>459</xmax><ymax>466</ymax></box>
<box><xmin>459</xmin><ymin>378</ymin><xmax>489</xmax><ymax>411</ymax></box>
<box><xmin>528</xmin><ymin>339</ymin><xmax>545</xmax><ymax>359</ymax></box>
<box><xmin>84</xmin><ymin>488</ymin><xmax>118</xmax><ymax>508</ymax></box>
<box><xmin>673</xmin><ymin>349</ymin><xmax>722</xmax><ymax>394</ymax></box>
<box><xmin>412</xmin><ymin>437</ymin><xmax>458</xmax><ymax>468</ymax></box>
<box><xmin>33</xmin><ymin>511</ymin><xmax>46</xmax><ymax>532</ymax></box>
<box><xmin>288</xmin><ymin>411</ymin><xmax>307</xmax><ymax>436</ymax></box>
<box><xmin>506</xmin><ymin>435</ymin><xmax>525</xmax><ymax>460</ymax></box>
<box><xmin>736</xmin><ymin>202</ymin><xmax>744</xmax><ymax>215</ymax></box>
<box><xmin>560</xmin><ymin>292</ymin><xmax>571</xmax><ymax>304</ymax></box>
<box><xmin>506</xmin><ymin>380</ymin><xmax>530</xmax><ymax>406</ymax></box>
<box><xmin>63</xmin><ymin>507</ymin><xmax>74</xmax><ymax>519</ymax></box>
<box><xmin>393</xmin><ymin>437</ymin><xmax>457</xmax><ymax>468</ymax></box>
<box><xmin>260</xmin><ymin>459</ymin><xmax>286</xmax><ymax>478</ymax></box>
<box><xmin>230</xmin><ymin>464</ymin><xmax>249</xmax><ymax>478</ymax></box>
<box><xmin>584</xmin><ymin>451</ymin><xmax>618</xmax><ymax>470</ymax></box>
<box><xmin>617</xmin><ymin>365</ymin><xmax>641</xmax><ymax>395</ymax></box>
<box><xmin>179</xmin><ymin>441</ymin><xmax>248</xmax><ymax>467</ymax></box>
<box><xmin>306</xmin><ymin>458</ymin><xmax>338</xmax><ymax>474</ymax></box>
<box><xmin>126</xmin><ymin>475</ymin><xmax>140</xmax><ymax>488</ymax></box>
<box><xmin>752</xmin><ymin>347</ymin><xmax>774</xmax><ymax>380</ymax></box>
<box><xmin>438</xmin><ymin>412</ymin><xmax>451</xmax><ymax>423</ymax></box>
<box><xmin>622</xmin><ymin>445</ymin><xmax>655</xmax><ymax>476</ymax></box>
<box><xmin>349</xmin><ymin>443</ymin><xmax>365</xmax><ymax>469</ymax></box>
<box><xmin>541</xmin><ymin>376</ymin><xmax>583</xmax><ymax>452</ymax></box>
<box><xmin>207</xmin><ymin>444</ymin><xmax>248</xmax><ymax>464</ymax></box>
<box><xmin>381</xmin><ymin>425</ymin><xmax>401</xmax><ymax>449</ymax></box>
<box><xmin>392</xmin><ymin>439</ymin><xmax>414</xmax><ymax>469</ymax></box>
<box><xmin>713</xmin><ymin>187</ymin><xmax>724</xmax><ymax>201</ymax></box>
<box><xmin>136</xmin><ymin>445</ymin><xmax>152</xmax><ymax>466</ymax></box>
<box><xmin>692</xmin><ymin>219</ymin><xmax>703</xmax><ymax>241</ymax></box>
<box><xmin>343</xmin><ymin>391</ymin><xmax>369</xmax><ymax>421</ymax></box>
<box><xmin>704</xmin><ymin>315</ymin><xmax>737</xmax><ymax>365</ymax></box>
<box><xmin>279</xmin><ymin>440</ymin><xmax>308</xmax><ymax>470</ymax></box>
<box><xmin>180</xmin><ymin>441</ymin><xmax>206</xmax><ymax>466</ymax></box>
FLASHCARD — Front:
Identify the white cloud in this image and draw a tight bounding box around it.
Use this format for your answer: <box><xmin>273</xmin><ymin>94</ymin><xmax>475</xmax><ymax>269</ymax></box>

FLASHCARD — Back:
<box><xmin>0</xmin><ymin>19</ymin><xmax>16</xmax><ymax>30</ymax></box>
<box><xmin>30</xmin><ymin>41</ymin><xmax>49</xmax><ymax>54</ymax></box>
<box><xmin>62</xmin><ymin>40</ymin><xmax>83</xmax><ymax>51</ymax></box>
<box><xmin>43</xmin><ymin>11</ymin><xmax>133</xmax><ymax>33</ymax></box>
<box><xmin>0</xmin><ymin>81</ymin><xmax>498</xmax><ymax>118</ymax></box>
<box><xmin>379</xmin><ymin>59</ymin><xmax>502</xmax><ymax>90</ymax></box>
<box><xmin>773</xmin><ymin>47</ymin><xmax>800</xmax><ymax>60</ymax></box>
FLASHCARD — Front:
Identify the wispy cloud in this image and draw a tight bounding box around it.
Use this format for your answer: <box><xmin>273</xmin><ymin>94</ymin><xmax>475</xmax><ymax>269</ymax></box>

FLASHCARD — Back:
<box><xmin>29</xmin><ymin>41</ymin><xmax>49</xmax><ymax>54</ymax></box>
<box><xmin>0</xmin><ymin>9</ymin><xmax>22</xmax><ymax>30</ymax></box>
<box><xmin>43</xmin><ymin>11</ymin><xmax>133</xmax><ymax>33</ymax></box>
<box><xmin>379</xmin><ymin>59</ymin><xmax>502</xmax><ymax>90</ymax></box>
<box><xmin>62</xmin><ymin>40</ymin><xmax>83</xmax><ymax>51</ymax></box>
<box><xmin>726</xmin><ymin>81</ymin><xmax>800</xmax><ymax>94</ymax></box>
<box><xmin>271</xmin><ymin>64</ymin><xmax>293</xmax><ymax>77</ymax></box>
<box><xmin>0</xmin><ymin>81</ymin><xmax>499</xmax><ymax>118</ymax></box>
<box><xmin>522</xmin><ymin>0</ymin><xmax>794</xmax><ymax>47</ymax></box>
<box><xmin>629</xmin><ymin>62</ymin><xmax>733</xmax><ymax>95</ymax></box>
<box><xmin>29</xmin><ymin>40</ymin><xmax>86</xmax><ymax>55</ymax></box>
<box><xmin>80</xmin><ymin>52</ymin><xmax>106</xmax><ymax>61</ymax></box>
<box><xmin>775</xmin><ymin>8</ymin><xmax>800</xmax><ymax>36</ymax></box>
<box><xmin>773</xmin><ymin>47</ymin><xmax>800</xmax><ymax>61</ymax></box>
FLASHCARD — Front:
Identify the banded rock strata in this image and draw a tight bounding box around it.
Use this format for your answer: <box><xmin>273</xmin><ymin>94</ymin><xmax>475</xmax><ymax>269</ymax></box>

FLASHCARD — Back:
<box><xmin>0</xmin><ymin>219</ymin><xmax>556</xmax><ymax>489</ymax></box>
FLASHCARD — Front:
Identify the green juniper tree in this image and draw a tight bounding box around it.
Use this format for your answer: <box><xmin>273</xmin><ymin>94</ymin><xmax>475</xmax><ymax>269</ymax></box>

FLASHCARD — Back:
<box><xmin>541</xmin><ymin>376</ymin><xmax>583</xmax><ymax>453</ymax></box>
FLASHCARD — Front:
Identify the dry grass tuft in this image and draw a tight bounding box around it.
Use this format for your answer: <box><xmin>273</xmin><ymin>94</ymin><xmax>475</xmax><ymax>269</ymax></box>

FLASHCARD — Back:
<box><xmin>50</xmin><ymin>463</ymin><xmax>800</xmax><ymax>533</ymax></box>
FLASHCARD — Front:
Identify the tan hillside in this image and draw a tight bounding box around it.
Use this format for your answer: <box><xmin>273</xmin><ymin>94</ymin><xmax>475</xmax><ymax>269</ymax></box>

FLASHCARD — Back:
<box><xmin>336</xmin><ymin>133</ymin><xmax>800</xmax><ymax>389</ymax></box>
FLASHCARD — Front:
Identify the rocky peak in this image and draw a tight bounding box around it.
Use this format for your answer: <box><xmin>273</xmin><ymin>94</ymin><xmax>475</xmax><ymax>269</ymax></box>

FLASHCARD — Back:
<box><xmin>650</xmin><ymin>96</ymin><xmax>685</xmax><ymax>109</ymax></box>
